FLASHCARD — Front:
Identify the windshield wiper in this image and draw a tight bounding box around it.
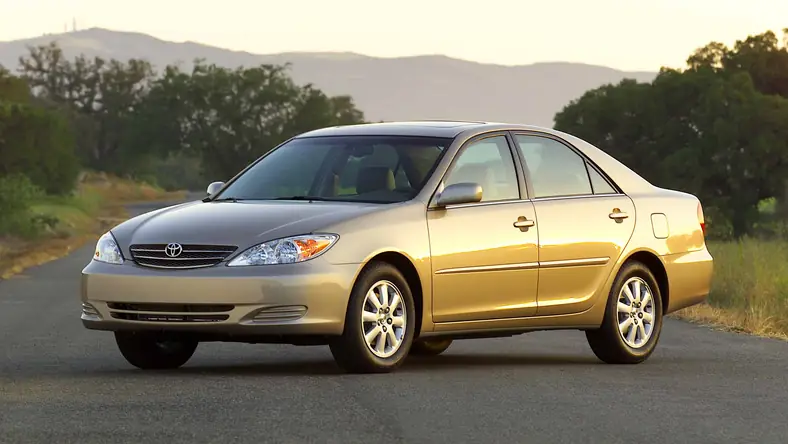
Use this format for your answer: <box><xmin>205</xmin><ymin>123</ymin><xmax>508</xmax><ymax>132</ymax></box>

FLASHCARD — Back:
<box><xmin>274</xmin><ymin>195</ymin><xmax>331</xmax><ymax>201</ymax></box>
<box><xmin>208</xmin><ymin>196</ymin><xmax>244</xmax><ymax>202</ymax></box>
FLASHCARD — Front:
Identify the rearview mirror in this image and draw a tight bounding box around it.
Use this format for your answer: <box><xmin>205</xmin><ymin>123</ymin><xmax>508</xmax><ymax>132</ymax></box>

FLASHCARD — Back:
<box><xmin>435</xmin><ymin>182</ymin><xmax>483</xmax><ymax>207</ymax></box>
<box><xmin>206</xmin><ymin>181</ymin><xmax>225</xmax><ymax>197</ymax></box>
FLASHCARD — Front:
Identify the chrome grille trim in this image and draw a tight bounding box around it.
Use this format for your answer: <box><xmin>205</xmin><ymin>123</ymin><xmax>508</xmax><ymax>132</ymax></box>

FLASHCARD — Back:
<box><xmin>107</xmin><ymin>302</ymin><xmax>235</xmax><ymax>323</ymax></box>
<box><xmin>129</xmin><ymin>244</ymin><xmax>238</xmax><ymax>269</ymax></box>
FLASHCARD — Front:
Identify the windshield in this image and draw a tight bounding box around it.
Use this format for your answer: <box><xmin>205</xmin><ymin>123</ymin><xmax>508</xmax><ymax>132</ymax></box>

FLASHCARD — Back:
<box><xmin>214</xmin><ymin>135</ymin><xmax>452</xmax><ymax>203</ymax></box>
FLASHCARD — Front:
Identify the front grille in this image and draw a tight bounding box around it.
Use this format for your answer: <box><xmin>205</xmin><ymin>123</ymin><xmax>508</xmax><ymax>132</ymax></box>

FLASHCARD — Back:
<box><xmin>107</xmin><ymin>302</ymin><xmax>234</xmax><ymax>324</ymax></box>
<box><xmin>130</xmin><ymin>244</ymin><xmax>237</xmax><ymax>269</ymax></box>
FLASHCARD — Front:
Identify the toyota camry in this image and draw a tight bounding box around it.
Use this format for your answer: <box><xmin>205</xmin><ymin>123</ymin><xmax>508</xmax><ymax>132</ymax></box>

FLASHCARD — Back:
<box><xmin>80</xmin><ymin>121</ymin><xmax>714</xmax><ymax>373</ymax></box>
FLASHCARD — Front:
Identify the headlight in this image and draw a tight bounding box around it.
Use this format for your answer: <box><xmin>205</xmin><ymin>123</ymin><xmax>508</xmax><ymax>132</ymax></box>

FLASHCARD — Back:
<box><xmin>93</xmin><ymin>231</ymin><xmax>124</xmax><ymax>265</ymax></box>
<box><xmin>227</xmin><ymin>234</ymin><xmax>338</xmax><ymax>266</ymax></box>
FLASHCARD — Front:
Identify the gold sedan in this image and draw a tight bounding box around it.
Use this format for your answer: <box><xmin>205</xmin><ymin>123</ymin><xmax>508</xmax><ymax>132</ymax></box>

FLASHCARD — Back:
<box><xmin>81</xmin><ymin>121</ymin><xmax>713</xmax><ymax>373</ymax></box>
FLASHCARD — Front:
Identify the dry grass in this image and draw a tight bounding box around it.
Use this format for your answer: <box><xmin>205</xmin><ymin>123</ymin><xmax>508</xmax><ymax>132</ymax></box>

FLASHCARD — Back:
<box><xmin>0</xmin><ymin>172</ymin><xmax>185</xmax><ymax>280</ymax></box>
<box><xmin>672</xmin><ymin>238</ymin><xmax>788</xmax><ymax>340</ymax></box>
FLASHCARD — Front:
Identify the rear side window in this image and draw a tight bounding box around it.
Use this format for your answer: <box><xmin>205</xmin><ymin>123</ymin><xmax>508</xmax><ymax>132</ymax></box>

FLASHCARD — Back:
<box><xmin>514</xmin><ymin>135</ymin><xmax>616</xmax><ymax>198</ymax></box>
<box><xmin>586</xmin><ymin>163</ymin><xmax>617</xmax><ymax>194</ymax></box>
<box><xmin>515</xmin><ymin>135</ymin><xmax>590</xmax><ymax>198</ymax></box>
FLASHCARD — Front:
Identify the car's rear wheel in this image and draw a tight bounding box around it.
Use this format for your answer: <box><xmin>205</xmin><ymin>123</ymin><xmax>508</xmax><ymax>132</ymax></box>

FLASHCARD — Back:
<box><xmin>410</xmin><ymin>338</ymin><xmax>453</xmax><ymax>356</ymax></box>
<box><xmin>586</xmin><ymin>261</ymin><xmax>663</xmax><ymax>364</ymax></box>
<box><xmin>115</xmin><ymin>331</ymin><xmax>198</xmax><ymax>370</ymax></box>
<box><xmin>329</xmin><ymin>262</ymin><xmax>416</xmax><ymax>373</ymax></box>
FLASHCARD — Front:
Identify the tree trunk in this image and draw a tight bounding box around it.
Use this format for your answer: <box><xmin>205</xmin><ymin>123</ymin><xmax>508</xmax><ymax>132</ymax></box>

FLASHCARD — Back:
<box><xmin>777</xmin><ymin>178</ymin><xmax>788</xmax><ymax>221</ymax></box>
<box><xmin>731</xmin><ymin>210</ymin><xmax>751</xmax><ymax>239</ymax></box>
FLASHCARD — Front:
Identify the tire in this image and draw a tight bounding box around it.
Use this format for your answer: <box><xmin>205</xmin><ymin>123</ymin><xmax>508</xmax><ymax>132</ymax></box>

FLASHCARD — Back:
<box><xmin>329</xmin><ymin>262</ymin><xmax>416</xmax><ymax>373</ymax></box>
<box><xmin>410</xmin><ymin>338</ymin><xmax>453</xmax><ymax>356</ymax></box>
<box><xmin>115</xmin><ymin>331</ymin><xmax>198</xmax><ymax>370</ymax></box>
<box><xmin>586</xmin><ymin>261</ymin><xmax>663</xmax><ymax>364</ymax></box>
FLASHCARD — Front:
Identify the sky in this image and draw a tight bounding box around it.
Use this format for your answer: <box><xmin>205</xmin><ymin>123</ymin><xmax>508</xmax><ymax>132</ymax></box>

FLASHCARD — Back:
<box><xmin>0</xmin><ymin>0</ymin><xmax>785</xmax><ymax>71</ymax></box>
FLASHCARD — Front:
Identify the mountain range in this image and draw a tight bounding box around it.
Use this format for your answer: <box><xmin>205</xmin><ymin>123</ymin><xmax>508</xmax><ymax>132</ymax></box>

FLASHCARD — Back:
<box><xmin>0</xmin><ymin>28</ymin><xmax>657</xmax><ymax>127</ymax></box>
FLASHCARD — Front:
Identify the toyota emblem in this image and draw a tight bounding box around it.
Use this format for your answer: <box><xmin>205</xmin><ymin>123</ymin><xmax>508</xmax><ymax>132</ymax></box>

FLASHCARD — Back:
<box><xmin>165</xmin><ymin>243</ymin><xmax>183</xmax><ymax>258</ymax></box>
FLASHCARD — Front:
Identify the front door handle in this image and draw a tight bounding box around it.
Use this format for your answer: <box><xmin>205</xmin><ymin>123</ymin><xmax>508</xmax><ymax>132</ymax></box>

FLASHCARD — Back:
<box><xmin>513</xmin><ymin>217</ymin><xmax>535</xmax><ymax>229</ymax></box>
<box><xmin>609</xmin><ymin>208</ymin><xmax>629</xmax><ymax>221</ymax></box>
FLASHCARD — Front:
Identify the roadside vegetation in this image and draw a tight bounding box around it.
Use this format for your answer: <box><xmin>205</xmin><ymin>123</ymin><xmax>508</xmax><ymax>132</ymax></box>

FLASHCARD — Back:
<box><xmin>554</xmin><ymin>27</ymin><xmax>788</xmax><ymax>339</ymax></box>
<box><xmin>0</xmin><ymin>172</ymin><xmax>182</xmax><ymax>279</ymax></box>
<box><xmin>677</xmin><ymin>239</ymin><xmax>788</xmax><ymax>339</ymax></box>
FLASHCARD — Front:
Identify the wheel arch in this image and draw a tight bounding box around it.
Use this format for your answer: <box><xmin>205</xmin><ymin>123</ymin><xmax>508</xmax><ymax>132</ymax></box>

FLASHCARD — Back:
<box><xmin>356</xmin><ymin>251</ymin><xmax>425</xmax><ymax>338</ymax></box>
<box><xmin>620</xmin><ymin>249</ymin><xmax>669</xmax><ymax>314</ymax></box>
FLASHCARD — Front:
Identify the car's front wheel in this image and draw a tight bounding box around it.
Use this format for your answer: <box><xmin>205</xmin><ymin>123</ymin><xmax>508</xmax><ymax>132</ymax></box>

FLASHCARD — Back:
<box><xmin>115</xmin><ymin>331</ymin><xmax>198</xmax><ymax>370</ymax></box>
<box><xmin>586</xmin><ymin>261</ymin><xmax>663</xmax><ymax>364</ymax></box>
<box><xmin>329</xmin><ymin>262</ymin><xmax>416</xmax><ymax>373</ymax></box>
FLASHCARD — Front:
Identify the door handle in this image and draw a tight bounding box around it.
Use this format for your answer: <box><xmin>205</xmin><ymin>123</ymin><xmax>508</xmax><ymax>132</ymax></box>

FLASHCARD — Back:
<box><xmin>609</xmin><ymin>208</ymin><xmax>629</xmax><ymax>221</ymax></box>
<box><xmin>513</xmin><ymin>217</ymin><xmax>535</xmax><ymax>229</ymax></box>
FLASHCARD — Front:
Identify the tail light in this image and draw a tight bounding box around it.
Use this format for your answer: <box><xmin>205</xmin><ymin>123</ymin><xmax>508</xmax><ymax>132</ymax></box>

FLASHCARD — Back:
<box><xmin>697</xmin><ymin>202</ymin><xmax>706</xmax><ymax>237</ymax></box>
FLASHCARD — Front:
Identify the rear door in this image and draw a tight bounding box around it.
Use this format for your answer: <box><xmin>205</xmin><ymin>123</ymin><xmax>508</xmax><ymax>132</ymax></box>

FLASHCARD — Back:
<box><xmin>511</xmin><ymin>132</ymin><xmax>636</xmax><ymax>316</ymax></box>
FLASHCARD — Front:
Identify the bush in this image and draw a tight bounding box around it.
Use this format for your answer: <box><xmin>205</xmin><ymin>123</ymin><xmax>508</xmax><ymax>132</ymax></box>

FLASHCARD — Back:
<box><xmin>0</xmin><ymin>102</ymin><xmax>81</xmax><ymax>195</ymax></box>
<box><xmin>0</xmin><ymin>174</ymin><xmax>45</xmax><ymax>237</ymax></box>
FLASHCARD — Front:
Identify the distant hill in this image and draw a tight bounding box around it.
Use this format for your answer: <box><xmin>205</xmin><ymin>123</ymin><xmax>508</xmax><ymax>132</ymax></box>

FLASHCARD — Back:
<box><xmin>0</xmin><ymin>28</ymin><xmax>657</xmax><ymax>127</ymax></box>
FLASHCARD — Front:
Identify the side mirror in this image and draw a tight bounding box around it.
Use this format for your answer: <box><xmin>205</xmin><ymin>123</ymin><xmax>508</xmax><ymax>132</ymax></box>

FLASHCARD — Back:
<box><xmin>435</xmin><ymin>182</ymin><xmax>483</xmax><ymax>207</ymax></box>
<box><xmin>206</xmin><ymin>181</ymin><xmax>225</xmax><ymax>197</ymax></box>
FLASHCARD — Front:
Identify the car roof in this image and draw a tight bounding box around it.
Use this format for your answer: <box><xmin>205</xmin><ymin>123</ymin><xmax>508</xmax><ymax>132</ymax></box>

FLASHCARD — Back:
<box><xmin>295</xmin><ymin>120</ymin><xmax>658</xmax><ymax>195</ymax></box>
<box><xmin>294</xmin><ymin>120</ymin><xmax>555</xmax><ymax>139</ymax></box>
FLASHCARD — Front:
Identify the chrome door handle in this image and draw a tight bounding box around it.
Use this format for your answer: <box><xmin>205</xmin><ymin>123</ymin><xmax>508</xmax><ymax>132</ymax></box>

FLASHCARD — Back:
<box><xmin>609</xmin><ymin>209</ymin><xmax>629</xmax><ymax>220</ymax></box>
<box><xmin>513</xmin><ymin>218</ymin><xmax>535</xmax><ymax>229</ymax></box>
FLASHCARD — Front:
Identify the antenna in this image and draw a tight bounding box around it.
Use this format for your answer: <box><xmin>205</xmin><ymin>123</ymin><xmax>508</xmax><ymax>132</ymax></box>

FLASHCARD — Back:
<box><xmin>72</xmin><ymin>17</ymin><xmax>76</xmax><ymax>31</ymax></box>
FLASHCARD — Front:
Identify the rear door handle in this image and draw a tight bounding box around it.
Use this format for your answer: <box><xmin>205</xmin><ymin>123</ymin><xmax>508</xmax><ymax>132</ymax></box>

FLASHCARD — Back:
<box><xmin>609</xmin><ymin>208</ymin><xmax>629</xmax><ymax>220</ymax></box>
<box><xmin>513</xmin><ymin>217</ymin><xmax>535</xmax><ymax>229</ymax></box>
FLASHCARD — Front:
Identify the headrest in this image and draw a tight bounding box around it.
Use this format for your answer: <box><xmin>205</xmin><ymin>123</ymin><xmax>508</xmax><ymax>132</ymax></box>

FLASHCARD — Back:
<box><xmin>356</xmin><ymin>166</ymin><xmax>395</xmax><ymax>194</ymax></box>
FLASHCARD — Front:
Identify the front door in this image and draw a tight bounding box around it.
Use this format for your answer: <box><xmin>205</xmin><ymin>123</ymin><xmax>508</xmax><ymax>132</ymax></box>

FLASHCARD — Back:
<box><xmin>428</xmin><ymin>133</ymin><xmax>539</xmax><ymax>323</ymax></box>
<box><xmin>512</xmin><ymin>133</ymin><xmax>636</xmax><ymax>316</ymax></box>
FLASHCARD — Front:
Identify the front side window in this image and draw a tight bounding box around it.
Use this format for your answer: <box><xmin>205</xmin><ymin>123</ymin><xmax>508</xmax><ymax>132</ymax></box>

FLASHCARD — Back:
<box><xmin>443</xmin><ymin>135</ymin><xmax>520</xmax><ymax>202</ymax></box>
<box><xmin>215</xmin><ymin>135</ymin><xmax>451</xmax><ymax>203</ymax></box>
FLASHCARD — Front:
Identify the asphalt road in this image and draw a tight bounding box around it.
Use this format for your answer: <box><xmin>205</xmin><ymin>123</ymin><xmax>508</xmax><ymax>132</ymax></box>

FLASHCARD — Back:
<box><xmin>1</xmin><ymin>199</ymin><xmax>787</xmax><ymax>444</ymax></box>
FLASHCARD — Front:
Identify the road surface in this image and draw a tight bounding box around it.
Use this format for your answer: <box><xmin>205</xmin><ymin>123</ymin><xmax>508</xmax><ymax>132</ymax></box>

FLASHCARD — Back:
<box><xmin>1</xmin><ymin>199</ymin><xmax>787</xmax><ymax>444</ymax></box>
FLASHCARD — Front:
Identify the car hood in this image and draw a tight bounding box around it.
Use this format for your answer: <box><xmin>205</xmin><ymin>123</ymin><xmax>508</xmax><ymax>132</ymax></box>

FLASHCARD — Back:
<box><xmin>110</xmin><ymin>199</ymin><xmax>386</xmax><ymax>253</ymax></box>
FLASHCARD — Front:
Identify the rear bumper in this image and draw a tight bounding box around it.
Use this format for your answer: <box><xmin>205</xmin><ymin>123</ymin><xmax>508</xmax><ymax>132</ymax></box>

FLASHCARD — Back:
<box><xmin>663</xmin><ymin>247</ymin><xmax>714</xmax><ymax>314</ymax></box>
<box><xmin>80</xmin><ymin>258</ymin><xmax>360</xmax><ymax>336</ymax></box>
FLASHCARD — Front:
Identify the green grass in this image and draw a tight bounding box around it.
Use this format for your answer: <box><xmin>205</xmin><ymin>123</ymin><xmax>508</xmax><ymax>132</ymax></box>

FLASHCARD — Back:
<box><xmin>675</xmin><ymin>238</ymin><xmax>788</xmax><ymax>339</ymax></box>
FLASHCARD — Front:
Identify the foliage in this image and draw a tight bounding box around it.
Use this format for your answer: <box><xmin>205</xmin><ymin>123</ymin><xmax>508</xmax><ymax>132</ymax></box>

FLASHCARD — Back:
<box><xmin>0</xmin><ymin>174</ymin><xmax>45</xmax><ymax>238</ymax></box>
<box><xmin>0</xmin><ymin>79</ymin><xmax>81</xmax><ymax>195</ymax></box>
<box><xmin>13</xmin><ymin>44</ymin><xmax>366</xmax><ymax>183</ymax></box>
<box><xmin>142</xmin><ymin>61</ymin><xmax>364</xmax><ymax>180</ymax></box>
<box><xmin>554</xmin><ymin>28</ymin><xmax>788</xmax><ymax>238</ymax></box>
<box><xmin>17</xmin><ymin>43</ymin><xmax>158</xmax><ymax>171</ymax></box>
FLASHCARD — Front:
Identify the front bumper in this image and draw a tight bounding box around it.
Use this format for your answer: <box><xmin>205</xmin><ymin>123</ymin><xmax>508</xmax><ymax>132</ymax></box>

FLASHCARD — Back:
<box><xmin>80</xmin><ymin>258</ymin><xmax>360</xmax><ymax>336</ymax></box>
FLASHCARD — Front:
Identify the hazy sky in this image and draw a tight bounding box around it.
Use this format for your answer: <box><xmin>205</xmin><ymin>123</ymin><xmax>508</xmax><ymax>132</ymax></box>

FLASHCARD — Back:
<box><xmin>1</xmin><ymin>0</ymin><xmax>785</xmax><ymax>70</ymax></box>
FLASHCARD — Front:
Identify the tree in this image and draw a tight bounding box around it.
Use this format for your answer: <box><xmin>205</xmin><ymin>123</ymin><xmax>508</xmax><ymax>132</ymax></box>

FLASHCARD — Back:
<box><xmin>17</xmin><ymin>43</ymin><xmax>156</xmax><ymax>172</ymax></box>
<box><xmin>11</xmin><ymin>42</ymin><xmax>366</xmax><ymax>189</ymax></box>
<box><xmin>0</xmin><ymin>92</ymin><xmax>80</xmax><ymax>195</ymax></box>
<box><xmin>0</xmin><ymin>70</ymin><xmax>32</xmax><ymax>103</ymax></box>
<box><xmin>150</xmin><ymin>61</ymin><xmax>365</xmax><ymax>180</ymax></box>
<box><xmin>685</xmin><ymin>28</ymin><xmax>788</xmax><ymax>221</ymax></box>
